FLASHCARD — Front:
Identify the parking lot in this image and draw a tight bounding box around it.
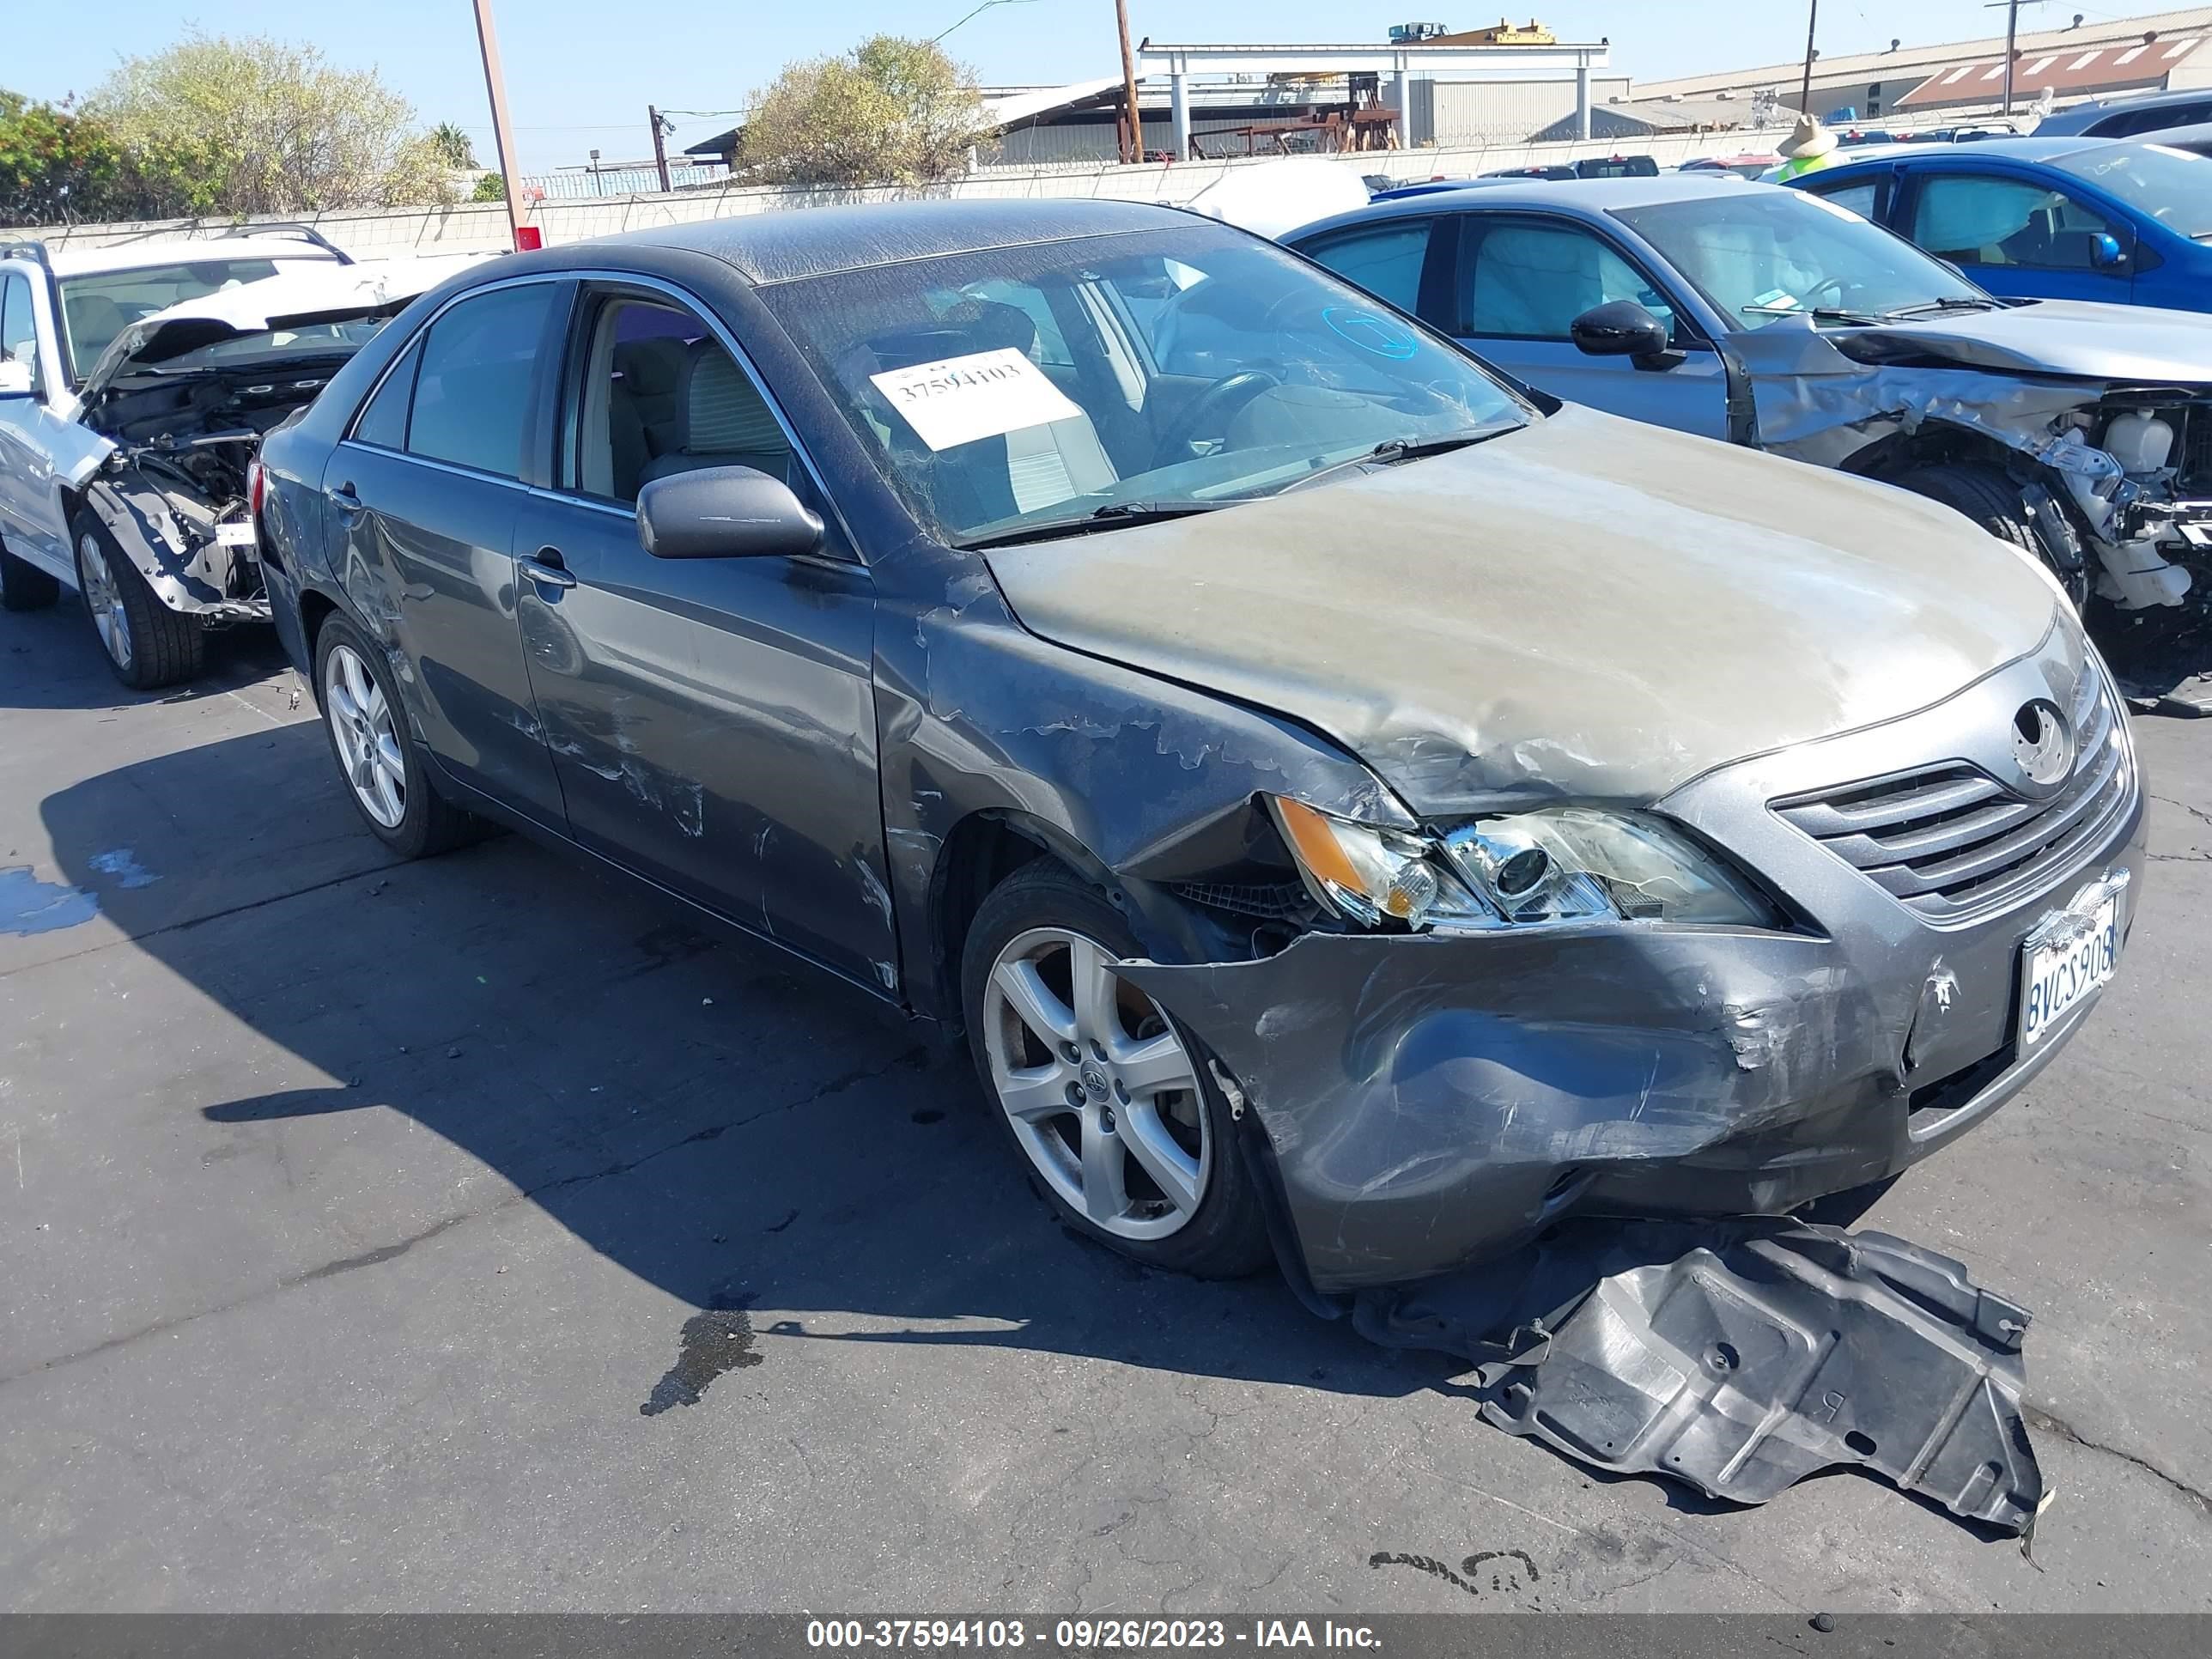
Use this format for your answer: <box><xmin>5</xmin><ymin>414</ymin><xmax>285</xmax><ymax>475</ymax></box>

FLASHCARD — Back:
<box><xmin>0</xmin><ymin>599</ymin><xmax>2204</xmax><ymax>1613</ymax></box>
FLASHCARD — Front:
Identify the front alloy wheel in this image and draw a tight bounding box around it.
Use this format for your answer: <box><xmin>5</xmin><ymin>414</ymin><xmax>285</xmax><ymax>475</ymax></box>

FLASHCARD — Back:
<box><xmin>983</xmin><ymin>926</ymin><xmax>1210</xmax><ymax>1241</ymax></box>
<box><xmin>77</xmin><ymin>528</ymin><xmax>133</xmax><ymax>674</ymax></box>
<box><xmin>323</xmin><ymin>641</ymin><xmax>406</xmax><ymax>829</ymax></box>
<box><xmin>960</xmin><ymin>860</ymin><xmax>1272</xmax><ymax>1279</ymax></box>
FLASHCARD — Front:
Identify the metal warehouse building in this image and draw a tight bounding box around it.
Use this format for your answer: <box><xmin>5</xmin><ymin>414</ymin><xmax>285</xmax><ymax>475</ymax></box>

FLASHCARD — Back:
<box><xmin>1632</xmin><ymin>4</ymin><xmax>2212</xmax><ymax>122</ymax></box>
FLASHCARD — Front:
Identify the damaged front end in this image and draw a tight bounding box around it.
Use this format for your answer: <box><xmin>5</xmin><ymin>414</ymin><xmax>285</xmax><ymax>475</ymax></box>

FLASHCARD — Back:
<box><xmin>76</xmin><ymin>419</ymin><xmax>270</xmax><ymax>625</ymax></box>
<box><xmin>1728</xmin><ymin>316</ymin><xmax>2212</xmax><ymax>616</ymax></box>
<box><xmin>1116</xmin><ymin>623</ymin><xmax>2145</xmax><ymax>1297</ymax></box>
<box><xmin>66</xmin><ymin>263</ymin><xmax>465</xmax><ymax>630</ymax></box>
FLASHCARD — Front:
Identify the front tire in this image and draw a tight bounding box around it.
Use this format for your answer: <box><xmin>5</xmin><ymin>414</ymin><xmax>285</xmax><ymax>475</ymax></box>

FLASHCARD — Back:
<box><xmin>313</xmin><ymin>615</ymin><xmax>480</xmax><ymax>859</ymax></box>
<box><xmin>72</xmin><ymin>511</ymin><xmax>204</xmax><ymax>688</ymax></box>
<box><xmin>1892</xmin><ymin>463</ymin><xmax>2088</xmax><ymax>607</ymax></box>
<box><xmin>961</xmin><ymin>860</ymin><xmax>1271</xmax><ymax>1279</ymax></box>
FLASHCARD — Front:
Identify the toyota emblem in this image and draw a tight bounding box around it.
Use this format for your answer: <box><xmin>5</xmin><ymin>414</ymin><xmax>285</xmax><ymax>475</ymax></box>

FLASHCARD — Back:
<box><xmin>2011</xmin><ymin>699</ymin><xmax>2073</xmax><ymax>793</ymax></box>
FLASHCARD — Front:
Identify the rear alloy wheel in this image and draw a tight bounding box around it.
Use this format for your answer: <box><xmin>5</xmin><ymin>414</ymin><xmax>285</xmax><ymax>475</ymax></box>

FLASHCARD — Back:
<box><xmin>313</xmin><ymin>615</ymin><xmax>482</xmax><ymax>859</ymax></box>
<box><xmin>962</xmin><ymin>861</ymin><xmax>1271</xmax><ymax>1278</ymax></box>
<box><xmin>72</xmin><ymin>512</ymin><xmax>204</xmax><ymax>689</ymax></box>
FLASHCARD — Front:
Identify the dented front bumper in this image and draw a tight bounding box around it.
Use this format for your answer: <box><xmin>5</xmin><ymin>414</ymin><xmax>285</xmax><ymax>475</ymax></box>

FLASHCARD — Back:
<box><xmin>1125</xmin><ymin>641</ymin><xmax>2147</xmax><ymax>1293</ymax></box>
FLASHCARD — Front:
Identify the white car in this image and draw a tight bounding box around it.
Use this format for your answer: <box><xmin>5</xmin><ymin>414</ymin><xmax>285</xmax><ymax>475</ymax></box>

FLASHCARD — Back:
<box><xmin>0</xmin><ymin>230</ymin><xmax>475</xmax><ymax>687</ymax></box>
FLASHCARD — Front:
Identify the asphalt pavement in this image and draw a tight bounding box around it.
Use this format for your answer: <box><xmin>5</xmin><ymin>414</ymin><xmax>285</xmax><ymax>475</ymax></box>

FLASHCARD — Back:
<box><xmin>2</xmin><ymin>600</ymin><xmax>2208</xmax><ymax>1613</ymax></box>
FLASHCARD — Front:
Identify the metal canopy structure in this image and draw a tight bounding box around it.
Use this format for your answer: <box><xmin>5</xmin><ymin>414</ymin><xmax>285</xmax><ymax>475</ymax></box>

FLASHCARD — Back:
<box><xmin>1136</xmin><ymin>39</ymin><xmax>1614</xmax><ymax>153</ymax></box>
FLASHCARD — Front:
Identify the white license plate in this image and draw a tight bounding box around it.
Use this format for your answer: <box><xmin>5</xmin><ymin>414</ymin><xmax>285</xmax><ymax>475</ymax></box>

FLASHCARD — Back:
<box><xmin>2020</xmin><ymin>896</ymin><xmax>2119</xmax><ymax>1046</ymax></box>
<box><xmin>215</xmin><ymin>520</ymin><xmax>257</xmax><ymax>548</ymax></box>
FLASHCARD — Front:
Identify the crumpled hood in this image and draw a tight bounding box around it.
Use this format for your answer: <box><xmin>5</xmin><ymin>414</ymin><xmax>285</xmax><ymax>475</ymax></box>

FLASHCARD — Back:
<box><xmin>79</xmin><ymin>254</ymin><xmax>489</xmax><ymax>398</ymax></box>
<box><xmin>983</xmin><ymin>404</ymin><xmax>2067</xmax><ymax>815</ymax></box>
<box><xmin>1818</xmin><ymin>297</ymin><xmax>2212</xmax><ymax>383</ymax></box>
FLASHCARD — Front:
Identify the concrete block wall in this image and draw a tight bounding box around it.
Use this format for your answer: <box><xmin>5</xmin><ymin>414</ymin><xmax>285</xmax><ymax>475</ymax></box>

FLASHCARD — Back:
<box><xmin>3</xmin><ymin>115</ymin><xmax>1970</xmax><ymax>255</ymax></box>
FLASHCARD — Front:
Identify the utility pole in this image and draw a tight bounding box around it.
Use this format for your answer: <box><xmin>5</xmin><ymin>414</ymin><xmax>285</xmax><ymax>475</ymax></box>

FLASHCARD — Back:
<box><xmin>1799</xmin><ymin>0</ymin><xmax>1819</xmax><ymax>114</ymax></box>
<box><xmin>649</xmin><ymin>105</ymin><xmax>672</xmax><ymax>193</ymax></box>
<box><xmin>470</xmin><ymin>0</ymin><xmax>532</xmax><ymax>249</ymax></box>
<box><xmin>1115</xmin><ymin>0</ymin><xmax>1143</xmax><ymax>164</ymax></box>
<box><xmin>1986</xmin><ymin>3</ymin><xmax>2052</xmax><ymax>118</ymax></box>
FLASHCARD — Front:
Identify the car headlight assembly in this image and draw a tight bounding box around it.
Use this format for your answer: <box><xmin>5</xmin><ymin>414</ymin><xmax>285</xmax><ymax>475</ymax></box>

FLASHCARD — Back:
<box><xmin>1269</xmin><ymin>798</ymin><xmax>1778</xmax><ymax>932</ymax></box>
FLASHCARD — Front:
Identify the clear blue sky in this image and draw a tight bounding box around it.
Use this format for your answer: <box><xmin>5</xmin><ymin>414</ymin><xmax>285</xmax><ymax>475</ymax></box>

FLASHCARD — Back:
<box><xmin>3</xmin><ymin>2</ymin><xmax>2180</xmax><ymax>167</ymax></box>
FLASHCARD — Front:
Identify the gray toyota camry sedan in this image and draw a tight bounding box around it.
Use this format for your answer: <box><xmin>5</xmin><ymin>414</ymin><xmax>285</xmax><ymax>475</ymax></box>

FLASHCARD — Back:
<box><xmin>253</xmin><ymin>200</ymin><xmax>2143</xmax><ymax>1296</ymax></box>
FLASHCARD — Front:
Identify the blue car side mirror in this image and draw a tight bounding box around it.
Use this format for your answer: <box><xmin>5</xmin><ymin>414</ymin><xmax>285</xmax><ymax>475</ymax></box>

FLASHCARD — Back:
<box><xmin>2090</xmin><ymin>232</ymin><xmax>2127</xmax><ymax>270</ymax></box>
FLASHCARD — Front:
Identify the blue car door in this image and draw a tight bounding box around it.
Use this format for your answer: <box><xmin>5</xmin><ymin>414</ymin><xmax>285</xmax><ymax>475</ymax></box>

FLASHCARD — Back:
<box><xmin>1897</xmin><ymin>166</ymin><xmax>2139</xmax><ymax>306</ymax></box>
<box><xmin>1448</xmin><ymin>214</ymin><xmax>1729</xmax><ymax>440</ymax></box>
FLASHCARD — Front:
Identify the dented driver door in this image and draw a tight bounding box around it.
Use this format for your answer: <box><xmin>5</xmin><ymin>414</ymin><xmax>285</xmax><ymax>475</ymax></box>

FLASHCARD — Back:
<box><xmin>512</xmin><ymin>284</ymin><xmax>896</xmax><ymax>994</ymax></box>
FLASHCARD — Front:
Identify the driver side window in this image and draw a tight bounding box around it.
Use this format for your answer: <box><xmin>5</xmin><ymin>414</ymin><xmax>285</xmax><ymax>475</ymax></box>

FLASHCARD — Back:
<box><xmin>1461</xmin><ymin>219</ymin><xmax>1678</xmax><ymax>343</ymax></box>
<box><xmin>1</xmin><ymin>271</ymin><xmax>43</xmax><ymax>397</ymax></box>
<box><xmin>1910</xmin><ymin>173</ymin><xmax>2121</xmax><ymax>270</ymax></box>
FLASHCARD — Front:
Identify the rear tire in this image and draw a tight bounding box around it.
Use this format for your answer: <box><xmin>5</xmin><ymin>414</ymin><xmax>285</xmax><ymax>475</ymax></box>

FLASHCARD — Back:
<box><xmin>961</xmin><ymin>860</ymin><xmax>1272</xmax><ymax>1280</ymax></box>
<box><xmin>1892</xmin><ymin>462</ymin><xmax>2087</xmax><ymax>607</ymax></box>
<box><xmin>71</xmin><ymin>510</ymin><xmax>204</xmax><ymax>688</ymax></box>
<box><xmin>313</xmin><ymin>614</ymin><xmax>482</xmax><ymax>859</ymax></box>
<box><xmin>0</xmin><ymin>537</ymin><xmax>60</xmax><ymax>611</ymax></box>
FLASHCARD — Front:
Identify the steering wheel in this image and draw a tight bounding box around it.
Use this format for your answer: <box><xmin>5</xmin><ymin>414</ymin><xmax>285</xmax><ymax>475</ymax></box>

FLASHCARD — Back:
<box><xmin>1153</xmin><ymin>370</ymin><xmax>1281</xmax><ymax>465</ymax></box>
<box><xmin>1802</xmin><ymin>276</ymin><xmax>1850</xmax><ymax>311</ymax></box>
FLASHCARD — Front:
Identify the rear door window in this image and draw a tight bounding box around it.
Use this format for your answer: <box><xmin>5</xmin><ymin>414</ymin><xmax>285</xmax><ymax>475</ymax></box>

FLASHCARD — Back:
<box><xmin>1297</xmin><ymin>220</ymin><xmax>1434</xmax><ymax>314</ymax></box>
<box><xmin>1807</xmin><ymin>177</ymin><xmax>1886</xmax><ymax>222</ymax></box>
<box><xmin>405</xmin><ymin>283</ymin><xmax>558</xmax><ymax>479</ymax></box>
<box><xmin>351</xmin><ymin>339</ymin><xmax>422</xmax><ymax>450</ymax></box>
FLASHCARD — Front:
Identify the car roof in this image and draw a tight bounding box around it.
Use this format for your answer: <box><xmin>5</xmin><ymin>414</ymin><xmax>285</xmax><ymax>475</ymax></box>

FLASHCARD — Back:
<box><xmin>2036</xmin><ymin>85</ymin><xmax>2212</xmax><ymax>135</ymax></box>
<box><xmin>1811</xmin><ymin>135</ymin><xmax>2106</xmax><ymax>173</ymax></box>
<box><xmin>30</xmin><ymin>239</ymin><xmax>349</xmax><ymax>277</ymax></box>
<box><xmin>576</xmin><ymin>198</ymin><xmax>1206</xmax><ymax>286</ymax></box>
<box><xmin>1286</xmin><ymin>172</ymin><xmax>1758</xmax><ymax>240</ymax></box>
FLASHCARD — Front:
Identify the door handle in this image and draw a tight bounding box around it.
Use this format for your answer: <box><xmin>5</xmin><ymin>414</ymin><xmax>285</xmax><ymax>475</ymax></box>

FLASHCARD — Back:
<box><xmin>331</xmin><ymin>483</ymin><xmax>366</xmax><ymax>515</ymax></box>
<box><xmin>518</xmin><ymin>546</ymin><xmax>577</xmax><ymax>589</ymax></box>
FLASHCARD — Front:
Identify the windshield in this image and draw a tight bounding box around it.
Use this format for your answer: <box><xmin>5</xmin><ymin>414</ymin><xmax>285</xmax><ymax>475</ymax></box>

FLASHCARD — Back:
<box><xmin>2051</xmin><ymin>142</ymin><xmax>2212</xmax><ymax>239</ymax></box>
<box><xmin>762</xmin><ymin>223</ymin><xmax>1531</xmax><ymax>545</ymax></box>
<box><xmin>57</xmin><ymin>258</ymin><xmax>292</xmax><ymax>377</ymax></box>
<box><xmin>1612</xmin><ymin>189</ymin><xmax>1989</xmax><ymax>330</ymax></box>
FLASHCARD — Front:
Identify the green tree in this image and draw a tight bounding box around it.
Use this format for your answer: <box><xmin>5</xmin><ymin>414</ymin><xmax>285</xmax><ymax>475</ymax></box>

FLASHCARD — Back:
<box><xmin>470</xmin><ymin>171</ymin><xmax>507</xmax><ymax>203</ymax></box>
<box><xmin>739</xmin><ymin>34</ymin><xmax>990</xmax><ymax>187</ymax></box>
<box><xmin>85</xmin><ymin>33</ymin><xmax>453</xmax><ymax>213</ymax></box>
<box><xmin>0</xmin><ymin>89</ymin><xmax>198</xmax><ymax>224</ymax></box>
<box><xmin>430</xmin><ymin>121</ymin><xmax>478</xmax><ymax>169</ymax></box>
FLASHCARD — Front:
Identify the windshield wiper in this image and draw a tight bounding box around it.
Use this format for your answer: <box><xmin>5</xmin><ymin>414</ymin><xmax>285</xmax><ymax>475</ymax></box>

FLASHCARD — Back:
<box><xmin>1741</xmin><ymin>302</ymin><xmax>1887</xmax><ymax>326</ymax></box>
<box><xmin>1876</xmin><ymin>296</ymin><xmax>2004</xmax><ymax>319</ymax></box>
<box><xmin>1275</xmin><ymin>425</ymin><xmax>1520</xmax><ymax>495</ymax></box>
<box><xmin>954</xmin><ymin>500</ymin><xmax>1231</xmax><ymax>550</ymax></box>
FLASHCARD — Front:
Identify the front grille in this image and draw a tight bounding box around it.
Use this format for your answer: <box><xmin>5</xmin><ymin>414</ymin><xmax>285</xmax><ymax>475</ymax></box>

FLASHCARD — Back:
<box><xmin>1772</xmin><ymin>669</ymin><xmax>2131</xmax><ymax>924</ymax></box>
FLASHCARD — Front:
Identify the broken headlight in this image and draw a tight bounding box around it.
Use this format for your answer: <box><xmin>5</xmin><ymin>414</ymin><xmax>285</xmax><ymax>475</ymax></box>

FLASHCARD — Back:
<box><xmin>1270</xmin><ymin>799</ymin><xmax>1778</xmax><ymax>931</ymax></box>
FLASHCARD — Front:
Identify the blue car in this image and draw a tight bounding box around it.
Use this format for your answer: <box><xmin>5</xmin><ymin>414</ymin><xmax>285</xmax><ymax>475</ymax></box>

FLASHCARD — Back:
<box><xmin>1781</xmin><ymin>136</ymin><xmax>2212</xmax><ymax>312</ymax></box>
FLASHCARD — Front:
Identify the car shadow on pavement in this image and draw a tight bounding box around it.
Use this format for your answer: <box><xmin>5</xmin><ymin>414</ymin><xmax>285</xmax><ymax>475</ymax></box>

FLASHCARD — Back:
<box><xmin>40</xmin><ymin>720</ymin><xmax>1467</xmax><ymax>1419</ymax></box>
<box><xmin>36</xmin><ymin>718</ymin><xmax>1955</xmax><ymax>1532</ymax></box>
<box><xmin>0</xmin><ymin>603</ymin><xmax>294</xmax><ymax>712</ymax></box>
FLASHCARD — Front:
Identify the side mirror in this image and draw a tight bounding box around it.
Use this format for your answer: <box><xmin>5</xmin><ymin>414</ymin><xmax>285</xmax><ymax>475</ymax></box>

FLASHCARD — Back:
<box><xmin>635</xmin><ymin>465</ymin><xmax>823</xmax><ymax>561</ymax></box>
<box><xmin>0</xmin><ymin>359</ymin><xmax>33</xmax><ymax>398</ymax></box>
<box><xmin>1569</xmin><ymin>301</ymin><xmax>1682</xmax><ymax>370</ymax></box>
<box><xmin>2089</xmin><ymin>231</ymin><xmax>2127</xmax><ymax>270</ymax></box>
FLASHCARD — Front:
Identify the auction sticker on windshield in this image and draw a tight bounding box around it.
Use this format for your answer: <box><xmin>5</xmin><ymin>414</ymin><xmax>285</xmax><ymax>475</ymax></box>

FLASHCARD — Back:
<box><xmin>870</xmin><ymin>348</ymin><xmax>1084</xmax><ymax>452</ymax></box>
<box><xmin>2020</xmin><ymin>890</ymin><xmax>2120</xmax><ymax>1046</ymax></box>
